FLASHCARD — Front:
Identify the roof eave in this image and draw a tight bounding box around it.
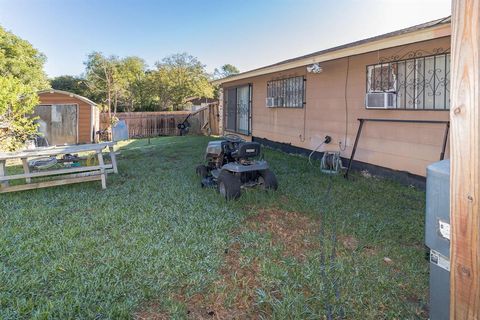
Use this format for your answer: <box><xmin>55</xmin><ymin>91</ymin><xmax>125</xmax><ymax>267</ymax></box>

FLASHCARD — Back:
<box><xmin>37</xmin><ymin>89</ymin><xmax>98</xmax><ymax>106</ymax></box>
<box><xmin>213</xmin><ymin>20</ymin><xmax>451</xmax><ymax>86</ymax></box>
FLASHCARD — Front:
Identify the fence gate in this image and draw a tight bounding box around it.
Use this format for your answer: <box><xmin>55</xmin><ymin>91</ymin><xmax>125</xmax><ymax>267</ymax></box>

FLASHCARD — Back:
<box><xmin>209</xmin><ymin>103</ymin><xmax>220</xmax><ymax>135</ymax></box>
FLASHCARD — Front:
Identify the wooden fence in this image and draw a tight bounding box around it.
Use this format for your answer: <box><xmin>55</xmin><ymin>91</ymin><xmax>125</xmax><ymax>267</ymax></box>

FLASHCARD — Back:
<box><xmin>100</xmin><ymin>103</ymin><xmax>220</xmax><ymax>139</ymax></box>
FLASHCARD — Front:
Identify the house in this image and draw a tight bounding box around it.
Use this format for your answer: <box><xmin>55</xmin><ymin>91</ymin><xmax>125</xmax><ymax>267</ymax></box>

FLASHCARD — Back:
<box><xmin>35</xmin><ymin>90</ymin><xmax>100</xmax><ymax>145</ymax></box>
<box><xmin>214</xmin><ymin>17</ymin><xmax>451</xmax><ymax>182</ymax></box>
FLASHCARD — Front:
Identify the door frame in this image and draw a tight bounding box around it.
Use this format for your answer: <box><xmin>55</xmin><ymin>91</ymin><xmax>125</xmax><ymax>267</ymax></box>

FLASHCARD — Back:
<box><xmin>223</xmin><ymin>83</ymin><xmax>252</xmax><ymax>135</ymax></box>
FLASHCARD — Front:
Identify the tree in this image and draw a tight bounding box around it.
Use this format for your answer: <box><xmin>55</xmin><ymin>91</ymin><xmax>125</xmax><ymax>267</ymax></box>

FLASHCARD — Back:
<box><xmin>134</xmin><ymin>71</ymin><xmax>157</xmax><ymax>111</ymax></box>
<box><xmin>213</xmin><ymin>64</ymin><xmax>240</xmax><ymax>79</ymax></box>
<box><xmin>0</xmin><ymin>26</ymin><xmax>49</xmax><ymax>90</ymax></box>
<box><xmin>84</xmin><ymin>53</ymin><xmax>151</xmax><ymax>114</ymax></box>
<box><xmin>0</xmin><ymin>76</ymin><xmax>39</xmax><ymax>151</ymax></box>
<box><xmin>0</xmin><ymin>26</ymin><xmax>49</xmax><ymax>150</ymax></box>
<box><xmin>153</xmin><ymin>53</ymin><xmax>214</xmax><ymax>110</ymax></box>
<box><xmin>84</xmin><ymin>52</ymin><xmax>120</xmax><ymax>116</ymax></box>
<box><xmin>50</xmin><ymin>75</ymin><xmax>88</xmax><ymax>96</ymax></box>
<box><xmin>83</xmin><ymin>52</ymin><xmax>214</xmax><ymax>112</ymax></box>
<box><xmin>212</xmin><ymin>64</ymin><xmax>240</xmax><ymax>99</ymax></box>
<box><xmin>115</xmin><ymin>56</ymin><xmax>147</xmax><ymax>112</ymax></box>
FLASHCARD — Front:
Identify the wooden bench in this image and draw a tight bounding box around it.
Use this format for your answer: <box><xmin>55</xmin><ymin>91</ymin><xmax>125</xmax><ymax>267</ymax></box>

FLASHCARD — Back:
<box><xmin>0</xmin><ymin>142</ymin><xmax>118</xmax><ymax>193</ymax></box>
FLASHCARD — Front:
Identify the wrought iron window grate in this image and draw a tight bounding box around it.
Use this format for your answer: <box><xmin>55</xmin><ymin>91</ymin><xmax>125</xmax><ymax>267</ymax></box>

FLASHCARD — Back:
<box><xmin>267</xmin><ymin>76</ymin><xmax>305</xmax><ymax>108</ymax></box>
<box><xmin>366</xmin><ymin>51</ymin><xmax>451</xmax><ymax>110</ymax></box>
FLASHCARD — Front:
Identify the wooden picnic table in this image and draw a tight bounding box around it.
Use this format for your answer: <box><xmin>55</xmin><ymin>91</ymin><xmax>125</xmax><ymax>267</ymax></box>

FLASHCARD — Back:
<box><xmin>0</xmin><ymin>142</ymin><xmax>118</xmax><ymax>193</ymax></box>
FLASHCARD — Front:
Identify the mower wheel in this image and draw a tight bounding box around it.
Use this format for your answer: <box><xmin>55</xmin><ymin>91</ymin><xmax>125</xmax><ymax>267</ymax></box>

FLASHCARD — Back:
<box><xmin>258</xmin><ymin>169</ymin><xmax>278</xmax><ymax>190</ymax></box>
<box><xmin>196</xmin><ymin>165</ymin><xmax>209</xmax><ymax>178</ymax></box>
<box><xmin>218</xmin><ymin>171</ymin><xmax>241</xmax><ymax>200</ymax></box>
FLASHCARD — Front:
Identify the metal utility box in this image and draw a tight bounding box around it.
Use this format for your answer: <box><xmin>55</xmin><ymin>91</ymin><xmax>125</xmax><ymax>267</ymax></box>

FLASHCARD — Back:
<box><xmin>425</xmin><ymin>159</ymin><xmax>450</xmax><ymax>320</ymax></box>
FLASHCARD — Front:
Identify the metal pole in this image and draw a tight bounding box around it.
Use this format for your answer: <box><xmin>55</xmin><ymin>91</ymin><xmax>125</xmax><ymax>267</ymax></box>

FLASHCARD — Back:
<box><xmin>440</xmin><ymin>122</ymin><xmax>450</xmax><ymax>160</ymax></box>
<box><xmin>344</xmin><ymin>119</ymin><xmax>364</xmax><ymax>179</ymax></box>
<box><xmin>343</xmin><ymin>118</ymin><xmax>450</xmax><ymax>179</ymax></box>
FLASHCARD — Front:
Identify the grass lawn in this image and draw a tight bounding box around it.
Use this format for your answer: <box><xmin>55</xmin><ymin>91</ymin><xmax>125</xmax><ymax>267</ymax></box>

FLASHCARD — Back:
<box><xmin>0</xmin><ymin>136</ymin><xmax>428</xmax><ymax>319</ymax></box>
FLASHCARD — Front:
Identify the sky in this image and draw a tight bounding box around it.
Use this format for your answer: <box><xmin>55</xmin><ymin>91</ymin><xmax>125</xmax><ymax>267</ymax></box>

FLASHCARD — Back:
<box><xmin>0</xmin><ymin>0</ymin><xmax>451</xmax><ymax>78</ymax></box>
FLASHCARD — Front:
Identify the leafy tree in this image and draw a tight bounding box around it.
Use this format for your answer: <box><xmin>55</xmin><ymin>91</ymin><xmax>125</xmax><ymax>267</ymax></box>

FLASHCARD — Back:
<box><xmin>0</xmin><ymin>26</ymin><xmax>49</xmax><ymax>150</ymax></box>
<box><xmin>50</xmin><ymin>75</ymin><xmax>88</xmax><ymax>96</ymax></box>
<box><xmin>83</xmin><ymin>52</ymin><xmax>215</xmax><ymax>112</ymax></box>
<box><xmin>0</xmin><ymin>26</ymin><xmax>49</xmax><ymax>90</ymax></box>
<box><xmin>116</xmin><ymin>56</ymin><xmax>147</xmax><ymax>112</ymax></box>
<box><xmin>134</xmin><ymin>71</ymin><xmax>158</xmax><ymax>111</ymax></box>
<box><xmin>153</xmin><ymin>53</ymin><xmax>214</xmax><ymax>110</ymax></box>
<box><xmin>128</xmin><ymin>70</ymin><xmax>170</xmax><ymax>111</ymax></box>
<box><xmin>0</xmin><ymin>76</ymin><xmax>39</xmax><ymax>151</ymax></box>
<box><xmin>84</xmin><ymin>52</ymin><xmax>120</xmax><ymax>116</ymax></box>
<box><xmin>212</xmin><ymin>64</ymin><xmax>240</xmax><ymax>99</ymax></box>
<box><xmin>213</xmin><ymin>64</ymin><xmax>240</xmax><ymax>79</ymax></box>
<box><xmin>84</xmin><ymin>53</ymin><xmax>152</xmax><ymax>114</ymax></box>
<box><xmin>149</xmin><ymin>67</ymin><xmax>173</xmax><ymax>110</ymax></box>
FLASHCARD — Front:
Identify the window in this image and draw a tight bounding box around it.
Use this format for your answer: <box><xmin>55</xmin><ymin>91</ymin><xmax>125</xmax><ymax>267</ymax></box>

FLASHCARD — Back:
<box><xmin>267</xmin><ymin>76</ymin><xmax>305</xmax><ymax>108</ymax></box>
<box><xmin>224</xmin><ymin>85</ymin><xmax>251</xmax><ymax>135</ymax></box>
<box><xmin>367</xmin><ymin>64</ymin><xmax>397</xmax><ymax>92</ymax></box>
<box><xmin>366</xmin><ymin>53</ymin><xmax>450</xmax><ymax>110</ymax></box>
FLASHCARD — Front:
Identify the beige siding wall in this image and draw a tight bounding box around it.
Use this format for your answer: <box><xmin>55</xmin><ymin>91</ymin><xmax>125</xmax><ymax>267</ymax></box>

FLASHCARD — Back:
<box><xmin>38</xmin><ymin>92</ymin><xmax>94</xmax><ymax>143</ymax></box>
<box><xmin>222</xmin><ymin>37</ymin><xmax>451</xmax><ymax>177</ymax></box>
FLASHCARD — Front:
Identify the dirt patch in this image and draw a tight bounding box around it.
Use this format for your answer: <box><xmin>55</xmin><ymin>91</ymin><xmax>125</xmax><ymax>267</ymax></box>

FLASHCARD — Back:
<box><xmin>176</xmin><ymin>209</ymin><xmax>320</xmax><ymax>318</ymax></box>
<box><xmin>178</xmin><ymin>242</ymin><xmax>261</xmax><ymax>319</ymax></box>
<box><xmin>363</xmin><ymin>245</ymin><xmax>379</xmax><ymax>256</ymax></box>
<box><xmin>134</xmin><ymin>302</ymin><xmax>169</xmax><ymax>320</ymax></box>
<box><xmin>245</xmin><ymin>208</ymin><xmax>320</xmax><ymax>260</ymax></box>
<box><xmin>340</xmin><ymin>235</ymin><xmax>359</xmax><ymax>251</ymax></box>
<box><xmin>136</xmin><ymin>209</ymin><xmax>320</xmax><ymax>319</ymax></box>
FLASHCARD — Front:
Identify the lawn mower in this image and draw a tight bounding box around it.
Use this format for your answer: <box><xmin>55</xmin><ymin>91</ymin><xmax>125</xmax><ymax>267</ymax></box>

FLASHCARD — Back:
<box><xmin>196</xmin><ymin>134</ymin><xmax>278</xmax><ymax>199</ymax></box>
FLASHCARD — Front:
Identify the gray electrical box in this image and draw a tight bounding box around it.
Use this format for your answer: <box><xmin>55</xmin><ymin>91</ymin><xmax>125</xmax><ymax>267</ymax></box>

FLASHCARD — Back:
<box><xmin>425</xmin><ymin>160</ymin><xmax>450</xmax><ymax>320</ymax></box>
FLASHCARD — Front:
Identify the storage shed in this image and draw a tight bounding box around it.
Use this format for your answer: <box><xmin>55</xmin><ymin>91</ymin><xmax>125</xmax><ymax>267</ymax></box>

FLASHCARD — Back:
<box><xmin>35</xmin><ymin>90</ymin><xmax>100</xmax><ymax>145</ymax></box>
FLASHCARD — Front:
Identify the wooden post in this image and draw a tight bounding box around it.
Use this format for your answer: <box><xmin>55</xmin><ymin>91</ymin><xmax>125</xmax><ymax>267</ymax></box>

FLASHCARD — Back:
<box><xmin>21</xmin><ymin>158</ymin><xmax>31</xmax><ymax>183</ymax></box>
<box><xmin>96</xmin><ymin>151</ymin><xmax>107</xmax><ymax>190</ymax></box>
<box><xmin>108</xmin><ymin>145</ymin><xmax>118</xmax><ymax>174</ymax></box>
<box><xmin>0</xmin><ymin>160</ymin><xmax>8</xmax><ymax>188</ymax></box>
<box><xmin>450</xmin><ymin>0</ymin><xmax>480</xmax><ymax>318</ymax></box>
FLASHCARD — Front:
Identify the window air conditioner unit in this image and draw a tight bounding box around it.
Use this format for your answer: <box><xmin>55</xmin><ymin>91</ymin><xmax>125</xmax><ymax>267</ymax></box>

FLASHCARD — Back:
<box><xmin>266</xmin><ymin>97</ymin><xmax>275</xmax><ymax>107</ymax></box>
<box><xmin>365</xmin><ymin>92</ymin><xmax>397</xmax><ymax>109</ymax></box>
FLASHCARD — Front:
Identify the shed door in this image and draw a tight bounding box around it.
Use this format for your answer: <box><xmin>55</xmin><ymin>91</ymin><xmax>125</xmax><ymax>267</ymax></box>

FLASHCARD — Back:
<box><xmin>34</xmin><ymin>104</ymin><xmax>78</xmax><ymax>145</ymax></box>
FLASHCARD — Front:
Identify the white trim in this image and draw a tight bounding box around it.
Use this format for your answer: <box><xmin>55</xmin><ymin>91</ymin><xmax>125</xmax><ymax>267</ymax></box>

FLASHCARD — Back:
<box><xmin>91</xmin><ymin>105</ymin><xmax>94</xmax><ymax>143</ymax></box>
<box><xmin>76</xmin><ymin>104</ymin><xmax>79</xmax><ymax>144</ymax></box>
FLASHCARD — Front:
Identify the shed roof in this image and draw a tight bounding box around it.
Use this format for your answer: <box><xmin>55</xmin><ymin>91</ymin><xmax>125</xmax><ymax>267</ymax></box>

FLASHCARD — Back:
<box><xmin>214</xmin><ymin>16</ymin><xmax>451</xmax><ymax>85</ymax></box>
<box><xmin>37</xmin><ymin>89</ymin><xmax>97</xmax><ymax>106</ymax></box>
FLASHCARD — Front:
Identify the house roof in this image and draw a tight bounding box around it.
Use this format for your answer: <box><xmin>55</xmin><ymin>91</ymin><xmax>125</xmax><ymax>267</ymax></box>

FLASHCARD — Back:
<box><xmin>214</xmin><ymin>16</ymin><xmax>451</xmax><ymax>85</ymax></box>
<box><xmin>37</xmin><ymin>89</ymin><xmax>98</xmax><ymax>106</ymax></box>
